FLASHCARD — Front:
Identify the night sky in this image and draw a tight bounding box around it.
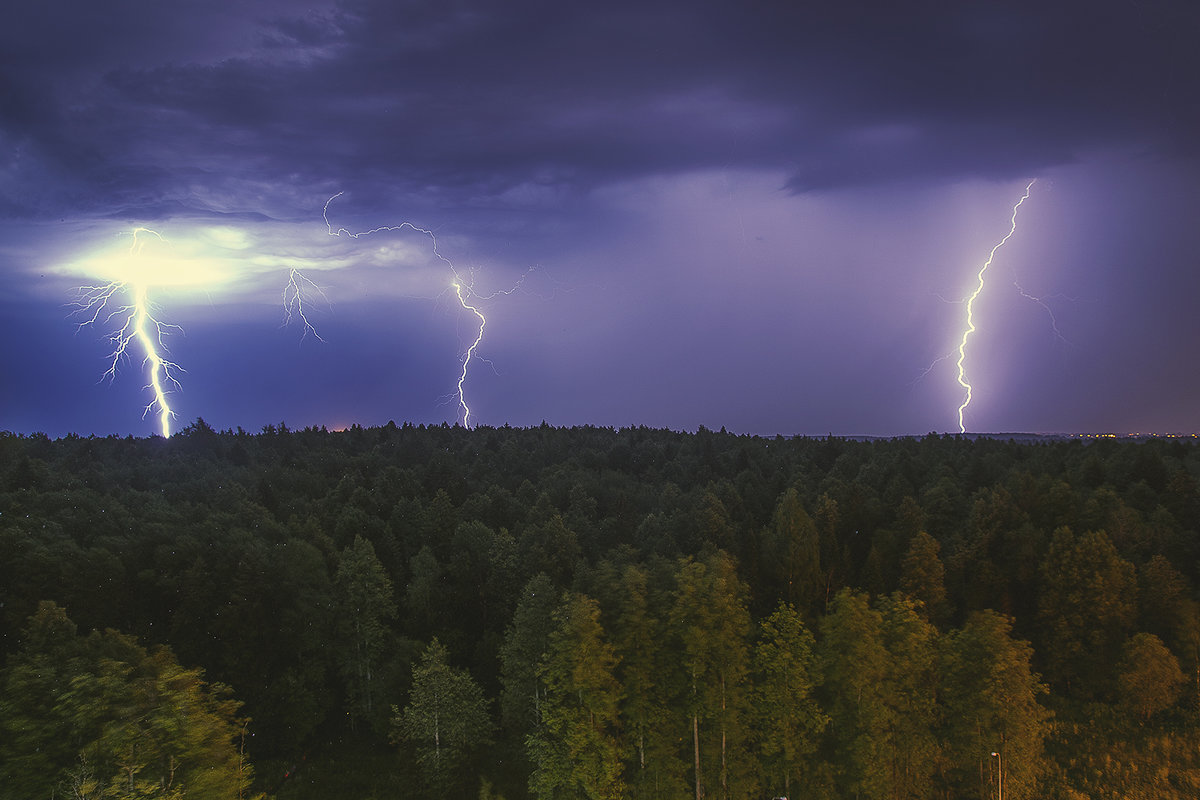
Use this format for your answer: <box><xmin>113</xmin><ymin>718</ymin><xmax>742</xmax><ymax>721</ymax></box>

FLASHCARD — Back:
<box><xmin>3</xmin><ymin>0</ymin><xmax>1199</xmax><ymax>438</ymax></box>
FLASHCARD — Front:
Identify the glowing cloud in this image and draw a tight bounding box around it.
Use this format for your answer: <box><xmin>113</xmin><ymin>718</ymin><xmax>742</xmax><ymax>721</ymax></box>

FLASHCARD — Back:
<box><xmin>71</xmin><ymin>228</ymin><xmax>184</xmax><ymax>437</ymax></box>
<box><xmin>57</xmin><ymin>225</ymin><xmax>239</xmax><ymax>289</ymax></box>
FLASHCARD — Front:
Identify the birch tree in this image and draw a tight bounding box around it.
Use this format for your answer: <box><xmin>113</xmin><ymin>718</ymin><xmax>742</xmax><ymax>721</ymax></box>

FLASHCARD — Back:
<box><xmin>395</xmin><ymin>638</ymin><xmax>492</xmax><ymax>796</ymax></box>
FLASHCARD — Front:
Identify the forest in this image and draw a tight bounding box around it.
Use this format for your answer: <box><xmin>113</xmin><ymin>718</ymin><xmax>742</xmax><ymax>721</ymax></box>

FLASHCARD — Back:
<box><xmin>1</xmin><ymin>421</ymin><xmax>1199</xmax><ymax>800</ymax></box>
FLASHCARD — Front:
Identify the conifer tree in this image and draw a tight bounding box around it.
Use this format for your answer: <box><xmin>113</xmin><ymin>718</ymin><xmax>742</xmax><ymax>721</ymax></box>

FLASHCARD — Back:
<box><xmin>877</xmin><ymin>593</ymin><xmax>941</xmax><ymax>800</ymax></box>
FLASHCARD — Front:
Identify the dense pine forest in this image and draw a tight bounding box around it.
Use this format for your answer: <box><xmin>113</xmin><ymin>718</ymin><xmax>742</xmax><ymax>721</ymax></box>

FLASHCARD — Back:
<box><xmin>2</xmin><ymin>421</ymin><xmax>1199</xmax><ymax>800</ymax></box>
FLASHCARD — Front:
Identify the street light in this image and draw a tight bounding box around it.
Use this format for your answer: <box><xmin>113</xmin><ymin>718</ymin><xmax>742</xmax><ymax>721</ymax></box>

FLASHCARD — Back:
<box><xmin>991</xmin><ymin>752</ymin><xmax>1002</xmax><ymax>800</ymax></box>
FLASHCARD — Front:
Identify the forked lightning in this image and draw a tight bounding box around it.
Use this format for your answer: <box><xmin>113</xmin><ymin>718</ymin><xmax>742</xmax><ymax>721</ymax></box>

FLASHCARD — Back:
<box><xmin>282</xmin><ymin>268</ymin><xmax>328</xmax><ymax>342</ymax></box>
<box><xmin>72</xmin><ymin>227</ymin><xmax>183</xmax><ymax>437</ymax></box>
<box><xmin>322</xmin><ymin>192</ymin><xmax>507</xmax><ymax>428</ymax></box>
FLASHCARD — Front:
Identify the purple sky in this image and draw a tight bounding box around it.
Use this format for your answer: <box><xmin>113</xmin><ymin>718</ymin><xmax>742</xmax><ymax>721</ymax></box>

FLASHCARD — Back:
<box><xmin>3</xmin><ymin>0</ymin><xmax>1200</xmax><ymax>437</ymax></box>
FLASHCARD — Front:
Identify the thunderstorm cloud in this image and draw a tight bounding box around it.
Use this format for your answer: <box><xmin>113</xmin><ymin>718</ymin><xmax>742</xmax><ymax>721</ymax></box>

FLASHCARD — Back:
<box><xmin>2</xmin><ymin>0</ymin><xmax>1199</xmax><ymax>435</ymax></box>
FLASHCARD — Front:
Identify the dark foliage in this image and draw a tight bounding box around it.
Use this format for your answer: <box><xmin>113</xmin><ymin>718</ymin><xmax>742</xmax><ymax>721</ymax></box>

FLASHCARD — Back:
<box><xmin>2</xmin><ymin>423</ymin><xmax>1199</xmax><ymax>799</ymax></box>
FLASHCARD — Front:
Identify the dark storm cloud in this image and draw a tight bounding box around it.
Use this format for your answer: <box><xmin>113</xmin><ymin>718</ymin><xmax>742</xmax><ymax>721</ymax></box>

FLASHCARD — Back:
<box><xmin>4</xmin><ymin>0</ymin><xmax>1198</xmax><ymax>220</ymax></box>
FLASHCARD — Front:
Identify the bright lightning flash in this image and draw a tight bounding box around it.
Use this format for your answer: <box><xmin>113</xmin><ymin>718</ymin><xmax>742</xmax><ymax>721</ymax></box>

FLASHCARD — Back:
<box><xmin>954</xmin><ymin>180</ymin><xmax>1035</xmax><ymax>433</ymax></box>
<box><xmin>72</xmin><ymin>228</ymin><xmax>183</xmax><ymax>437</ymax></box>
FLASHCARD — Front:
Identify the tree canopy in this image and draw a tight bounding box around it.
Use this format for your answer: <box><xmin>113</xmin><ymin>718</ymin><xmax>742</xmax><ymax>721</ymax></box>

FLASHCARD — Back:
<box><xmin>2</xmin><ymin>424</ymin><xmax>1200</xmax><ymax>798</ymax></box>
<box><xmin>0</xmin><ymin>602</ymin><xmax>256</xmax><ymax>800</ymax></box>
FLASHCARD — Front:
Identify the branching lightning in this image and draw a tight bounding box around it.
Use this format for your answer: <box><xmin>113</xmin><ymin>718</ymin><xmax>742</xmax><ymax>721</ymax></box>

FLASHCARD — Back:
<box><xmin>323</xmin><ymin>192</ymin><xmax>455</xmax><ymax>271</ymax></box>
<box><xmin>451</xmin><ymin>281</ymin><xmax>486</xmax><ymax>428</ymax></box>
<box><xmin>954</xmin><ymin>180</ymin><xmax>1035</xmax><ymax>433</ymax></box>
<box><xmin>322</xmin><ymin>192</ymin><xmax>525</xmax><ymax>428</ymax></box>
<box><xmin>72</xmin><ymin>227</ymin><xmax>183</xmax><ymax>437</ymax></box>
<box><xmin>282</xmin><ymin>268</ymin><xmax>329</xmax><ymax>342</ymax></box>
<box><xmin>1012</xmin><ymin>277</ymin><xmax>1071</xmax><ymax>345</ymax></box>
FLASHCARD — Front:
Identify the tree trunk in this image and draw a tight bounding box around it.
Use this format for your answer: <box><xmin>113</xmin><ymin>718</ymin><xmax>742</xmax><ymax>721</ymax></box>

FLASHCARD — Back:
<box><xmin>720</xmin><ymin>675</ymin><xmax>728</xmax><ymax>800</ymax></box>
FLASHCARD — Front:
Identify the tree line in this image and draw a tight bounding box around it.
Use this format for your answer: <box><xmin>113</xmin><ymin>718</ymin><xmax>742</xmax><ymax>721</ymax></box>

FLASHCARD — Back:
<box><xmin>1</xmin><ymin>421</ymin><xmax>1198</xmax><ymax>798</ymax></box>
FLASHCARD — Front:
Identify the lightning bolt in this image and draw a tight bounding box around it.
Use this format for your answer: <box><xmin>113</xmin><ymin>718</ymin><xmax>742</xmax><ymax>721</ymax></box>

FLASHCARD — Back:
<box><xmin>282</xmin><ymin>268</ymin><xmax>328</xmax><ymax>342</ymax></box>
<box><xmin>322</xmin><ymin>192</ymin><xmax>526</xmax><ymax>428</ymax></box>
<box><xmin>451</xmin><ymin>281</ymin><xmax>486</xmax><ymax>428</ymax></box>
<box><xmin>72</xmin><ymin>227</ymin><xmax>183</xmax><ymax>437</ymax></box>
<box><xmin>954</xmin><ymin>180</ymin><xmax>1035</xmax><ymax>433</ymax></box>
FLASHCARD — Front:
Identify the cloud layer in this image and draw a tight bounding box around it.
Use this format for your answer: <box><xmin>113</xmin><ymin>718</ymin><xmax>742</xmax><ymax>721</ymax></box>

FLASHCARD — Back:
<box><xmin>3</xmin><ymin>1</ymin><xmax>1200</xmax><ymax>436</ymax></box>
<box><xmin>6</xmin><ymin>1</ymin><xmax>1198</xmax><ymax>219</ymax></box>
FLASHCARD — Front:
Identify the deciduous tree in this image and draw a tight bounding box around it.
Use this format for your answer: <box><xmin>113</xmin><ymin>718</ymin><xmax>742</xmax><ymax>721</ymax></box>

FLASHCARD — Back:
<box><xmin>753</xmin><ymin>602</ymin><xmax>827</xmax><ymax>800</ymax></box>
<box><xmin>394</xmin><ymin>638</ymin><xmax>492</xmax><ymax>796</ymax></box>
<box><xmin>0</xmin><ymin>602</ymin><xmax>256</xmax><ymax>800</ymax></box>
<box><xmin>611</xmin><ymin>563</ymin><xmax>687</xmax><ymax>800</ymax></box>
<box><xmin>1037</xmin><ymin>528</ymin><xmax>1137</xmax><ymax>696</ymax></box>
<box><xmin>528</xmin><ymin>593</ymin><xmax>625</xmax><ymax>800</ymax></box>
<box><xmin>335</xmin><ymin>535</ymin><xmax>397</xmax><ymax>733</ymax></box>
<box><xmin>940</xmin><ymin>609</ymin><xmax>1050</xmax><ymax>800</ymax></box>
<box><xmin>760</xmin><ymin>489</ymin><xmax>822</xmax><ymax>614</ymax></box>
<box><xmin>899</xmin><ymin>531</ymin><xmax>949</xmax><ymax>625</ymax></box>
<box><xmin>1117</xmin><ymin>632</ymin><xmax>1185</xmax><ymax>721</ymax></box>
<box><xmin>669</xmin><ymin>553</ymin><xmax>755</xmax><ymax>800</ymax></box>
